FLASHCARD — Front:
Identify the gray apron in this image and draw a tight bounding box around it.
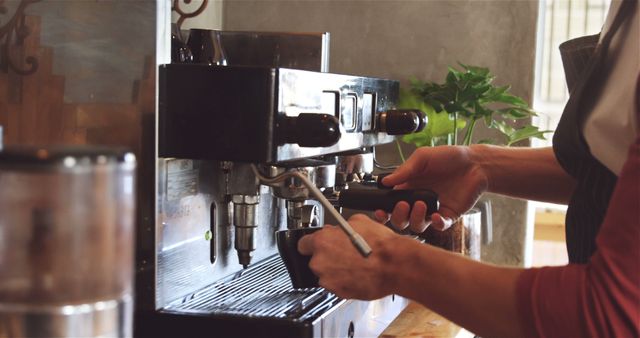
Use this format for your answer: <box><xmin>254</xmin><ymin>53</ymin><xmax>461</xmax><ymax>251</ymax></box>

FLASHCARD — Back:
<box><xmin>553</xmin><ymin>0</ymin><xmax>637</xmax><ymax>263</ymax></box>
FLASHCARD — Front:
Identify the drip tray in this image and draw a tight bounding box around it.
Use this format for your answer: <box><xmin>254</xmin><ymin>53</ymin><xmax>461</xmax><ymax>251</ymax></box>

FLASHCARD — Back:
<box><xmin>164</xmin><ymin>255</ymin><xmax>340</xmax><ymax>321</ymax></box>
<box><xmin>138</xmin><ymin>255</ymin><xmax>408</xmax><ymax>338</ymax></box>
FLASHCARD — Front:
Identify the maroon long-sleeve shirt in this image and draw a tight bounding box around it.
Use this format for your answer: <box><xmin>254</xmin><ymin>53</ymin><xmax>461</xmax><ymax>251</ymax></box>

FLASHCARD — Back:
<box><xmin>516</xmin><ymin>136</ymin><xmax>640</xmax><ymax>337</ymax></box>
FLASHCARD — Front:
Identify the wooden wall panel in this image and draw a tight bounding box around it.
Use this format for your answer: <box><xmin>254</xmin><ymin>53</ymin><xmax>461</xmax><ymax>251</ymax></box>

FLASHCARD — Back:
<box><xmin>1</xmin><ymin>14</ymin><xmax>154</xmax><ymax>152</ymax></box>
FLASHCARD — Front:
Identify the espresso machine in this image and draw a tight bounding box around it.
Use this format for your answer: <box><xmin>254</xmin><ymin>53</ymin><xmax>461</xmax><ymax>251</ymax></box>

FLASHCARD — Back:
<box><xmin>135</xmin><ymin>31</ymin><xmax>434</xmax><ymax>338</ymax></box>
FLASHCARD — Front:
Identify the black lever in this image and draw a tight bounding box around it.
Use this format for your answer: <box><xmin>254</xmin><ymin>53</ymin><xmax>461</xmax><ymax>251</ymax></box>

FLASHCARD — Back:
<box><xmin>277</xmin><ymin>113</ymin><xmax>341</xmax><ymax>147</ymax></box>
<box><xmin>338</xmin><ymin>189</ymin><xmax>439</xmax><ymax>216</ymax></box>
<box><xmin>377</xmin><ymin>109</ymin><xmax>427</xmax><ymax>135</ymax></box>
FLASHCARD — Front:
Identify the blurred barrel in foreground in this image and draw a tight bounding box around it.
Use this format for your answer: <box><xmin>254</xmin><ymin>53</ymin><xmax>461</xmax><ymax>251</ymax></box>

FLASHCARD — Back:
<box><xmin>0</xmin><ymin>146</ymin><xmax>136</xmax><ymax>338</ymax></box>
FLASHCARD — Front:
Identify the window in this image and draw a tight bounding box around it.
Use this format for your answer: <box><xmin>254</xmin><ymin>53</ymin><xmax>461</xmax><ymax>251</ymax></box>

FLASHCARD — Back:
<box><xmin>533</xmin><ymin>0</ymin><xmax>611</xmax><ymax>145</ymax></box>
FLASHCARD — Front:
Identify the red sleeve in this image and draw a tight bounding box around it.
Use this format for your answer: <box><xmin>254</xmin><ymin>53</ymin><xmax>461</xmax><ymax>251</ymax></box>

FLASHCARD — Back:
<box><xmin>516</xmin><ymin>136</ymin><xmax>640</xmax><ymax>338</ymax></box>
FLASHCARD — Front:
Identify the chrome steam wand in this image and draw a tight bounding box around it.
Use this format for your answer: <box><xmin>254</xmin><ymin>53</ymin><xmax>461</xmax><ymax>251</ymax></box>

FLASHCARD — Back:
<box><xmin>251</xmin><ymin>164</ymin><xmax>372</xmax><ymax>258</ymax></box>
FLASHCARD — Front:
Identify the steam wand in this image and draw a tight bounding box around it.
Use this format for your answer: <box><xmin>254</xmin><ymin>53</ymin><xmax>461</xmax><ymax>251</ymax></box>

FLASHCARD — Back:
<box><xmin>250</xmin><ymin>164</ymin><xmax>372</xmax><ymax>258</ymax></box>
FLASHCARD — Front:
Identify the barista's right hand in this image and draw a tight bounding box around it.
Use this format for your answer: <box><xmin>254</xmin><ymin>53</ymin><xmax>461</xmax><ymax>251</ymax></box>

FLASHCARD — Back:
<box><xmin>374</xmin><ymin>145</ymin><xmax>488</xmax><ymax>233</ymax></box>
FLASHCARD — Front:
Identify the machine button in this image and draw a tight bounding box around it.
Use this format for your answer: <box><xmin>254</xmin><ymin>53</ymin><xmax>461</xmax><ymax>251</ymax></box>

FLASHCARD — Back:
<box><xmin>341</xmin><ymin>94</ymin><xmax>357</xmax><ymax>131</ymax></box>
<box><xmin>362</xmin><ymin>93</ymin><xmax>375</xmax><ymax>131</ymax></box>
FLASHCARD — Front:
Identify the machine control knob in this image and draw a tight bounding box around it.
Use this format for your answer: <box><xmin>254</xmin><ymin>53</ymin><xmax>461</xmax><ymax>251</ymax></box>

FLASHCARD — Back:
<box><xmin>377</xmin><ymin>109</ymin><xmax>427</xmax><ymax>135</ymax></box>
<box><xmin>278</xmin><ymin>113</ymin><xmax>341</xmax><ymax>147</ymax></box>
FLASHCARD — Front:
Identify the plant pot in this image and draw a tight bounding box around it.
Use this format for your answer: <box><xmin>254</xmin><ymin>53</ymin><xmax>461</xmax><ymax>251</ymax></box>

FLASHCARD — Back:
<box><xmin>420</xmin><ymin>209</ymin><xmax>480</xmax><ymax>260</ymax></box>
<box><xmin>419</xmin><ymin>200</ymin><xmax>492</xmax><ymax>261</ymax></box>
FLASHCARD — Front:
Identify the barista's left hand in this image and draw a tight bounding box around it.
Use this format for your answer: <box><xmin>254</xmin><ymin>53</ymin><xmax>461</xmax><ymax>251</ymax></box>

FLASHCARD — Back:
<box><xmin>297</xmin><ymin>214</ymin><xmax>401</xmax><ymax>300</ymax></box>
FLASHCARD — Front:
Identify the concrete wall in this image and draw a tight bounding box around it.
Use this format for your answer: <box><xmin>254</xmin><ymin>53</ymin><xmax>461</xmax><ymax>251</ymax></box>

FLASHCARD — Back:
<box><xmin>203</xmin><ymin>0</ymin><xmax>539</xmax><ymax>266</ymax></box>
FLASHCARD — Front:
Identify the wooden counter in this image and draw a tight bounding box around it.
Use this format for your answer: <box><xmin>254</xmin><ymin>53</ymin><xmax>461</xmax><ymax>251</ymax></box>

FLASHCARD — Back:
<box><xmin>380</xmin><ymin>302</ymin><xmax>474</xmax><ymax>338</ymax></box>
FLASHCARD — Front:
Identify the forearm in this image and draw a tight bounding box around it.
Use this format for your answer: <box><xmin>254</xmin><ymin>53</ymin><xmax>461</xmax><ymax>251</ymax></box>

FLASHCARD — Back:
<box><xmin>382</xmin><ymin>236</ymin><xmax>526</xmax><ymax>337</ymax></box>
<box><xmin>470</xmin><ymin>145</ymin><xmax>576</xmax><ymax>204</ymax></box>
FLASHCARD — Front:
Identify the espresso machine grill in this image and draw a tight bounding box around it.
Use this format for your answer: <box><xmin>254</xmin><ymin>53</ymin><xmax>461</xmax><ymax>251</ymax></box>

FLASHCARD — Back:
<box><xmin>136</xmin><ymin>32</ymin><xmax>427</xmax><ymax>338</ymax></box>
<box><xmin>165</xmin><ymin>256</ymin><xmax>337</xmax><ymax>319</ymax></box>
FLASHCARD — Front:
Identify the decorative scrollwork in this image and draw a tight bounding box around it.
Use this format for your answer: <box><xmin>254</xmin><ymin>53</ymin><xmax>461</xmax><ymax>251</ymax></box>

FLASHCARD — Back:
<box><xmin>172</xmin><ymin>0</ymin><xmax>209</xmax><ymax>32</ymax></box>
<box><xmin>0</xmin><ymin>0</ymin><xmax>41</xmax><ymax>75</ymax></box>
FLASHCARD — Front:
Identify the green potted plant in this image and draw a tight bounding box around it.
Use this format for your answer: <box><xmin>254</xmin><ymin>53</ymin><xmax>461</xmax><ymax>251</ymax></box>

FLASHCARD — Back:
<box><xmin>395</xmin><ymin>63</ymin><xmax>551</xmax><ymax>259</ymax></box>
<box><xmin>397</xmin><ymin>63</ymin><xmax>549</xmax><ymax>160</ymax></box>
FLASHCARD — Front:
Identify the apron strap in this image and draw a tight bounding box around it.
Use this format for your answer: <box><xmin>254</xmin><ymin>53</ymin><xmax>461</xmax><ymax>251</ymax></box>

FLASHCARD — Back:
<box><xmin>636</xmin><ymin>73</ymin><xmax>640</xmax><ymax>130</ymax></box>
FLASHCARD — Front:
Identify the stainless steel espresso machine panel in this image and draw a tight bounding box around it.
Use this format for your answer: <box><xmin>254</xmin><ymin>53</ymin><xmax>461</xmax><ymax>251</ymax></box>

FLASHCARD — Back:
<box><xmin>159</xmin><ymin>64</ymin><xmax>399</xmax><ymax>163</ymax></box>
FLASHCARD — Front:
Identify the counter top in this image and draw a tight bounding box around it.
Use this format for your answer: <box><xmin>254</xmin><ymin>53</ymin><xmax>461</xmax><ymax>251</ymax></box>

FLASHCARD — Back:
<box><xmin>380</xmin><ymin>301</ymin><xmax>474</xmax><ymax>338</ymax></box>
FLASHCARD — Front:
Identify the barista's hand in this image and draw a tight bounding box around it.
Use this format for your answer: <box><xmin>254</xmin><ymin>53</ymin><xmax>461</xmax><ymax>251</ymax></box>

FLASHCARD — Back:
<box><xmin>298</xmin><ymin>214</ymin><xmax>401</xmax><ymax>300</ymax></box>
<box><xmin>374</xmin><ymin>145</ymin><xmax>488</xmax><ymax>233</ymax></box>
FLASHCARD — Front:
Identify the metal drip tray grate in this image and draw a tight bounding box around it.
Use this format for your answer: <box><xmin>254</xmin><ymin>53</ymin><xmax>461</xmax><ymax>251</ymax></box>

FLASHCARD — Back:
<box><xmin>164</xmin><ymin>255</ymin><xmax>338</xmax><ymax>320</ymax></box>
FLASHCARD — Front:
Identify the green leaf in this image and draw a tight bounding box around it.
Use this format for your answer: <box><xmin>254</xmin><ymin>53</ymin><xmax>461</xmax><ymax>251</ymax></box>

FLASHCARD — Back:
<box><xmin>485</xmin><ymin>85</ymin><xmax>510</xmax><ymax>101</ymax></box>
<box><xmin>444</xmin><ymin>102</ymin><xmax>469</xmax><ymax>116</ymax></box>
<box><xmin>402</xmin><ymin>132</ymin><xmax>431</xmax><ymax>147</ymax></box>
<box><xmin>484</xmin><ymin>114</ymin><xmax>493</xmax><ymax>126</ymax></box>
<box><xmin>431</xmin><ymin>110</ymin><xmax>466</xmax><ymax>137</ymax></box>
<box><xmin>425</xmin><ymin>99</ymin><xmax>444</xmax><ymax>113</ymax></box>
<box><xmin>499</xmin><ymin>107</ymin><xmax>536</xmax><ymax>119</ymax></box>
<box><xmin>473</xmin><ymin>102</ymin><xmax>491</xmax><ymax>117</ymax></box>
<box><xmin>398</xmin><ymin>89</ymin><xmax>465</xmax><ymax>147</ymax></box>
<box><xmin>494</xmin><ymin>92</ymin><xmax>528</xmax><ymax>106</ymax></box>
<box><xmin>446</xmin><ymin>70</ymin><xmax>460</xmax><ymax>85</ymax></box>
<box><xmin>459</xmin><ymin>63</ymin><xmax>491</xmax><ymax>78</ymax></box>
<box><xmin>403</xmin><ymin>62</ymin><xmax>537</xmax><ymax>146</ymax></box>
<box><xmin>489</xmin><ymin>119</ymin><xmax>515</xmax><ymax>136</ymax></box>
<box><xmin>506</xmin><ymin>126</ymin><xmax>553</xmax><ymax>146</ymax></box>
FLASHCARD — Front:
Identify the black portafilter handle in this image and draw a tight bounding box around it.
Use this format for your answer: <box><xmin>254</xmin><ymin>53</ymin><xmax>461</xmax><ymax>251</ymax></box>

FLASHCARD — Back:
<box><xmin>377</xmin><ymin>109</ymin><xmax>427</xmax><ymax>135</ymax></box>
<box><xmin>338</xmin><ymin>189</ymin><xmax>439</xmax><ymax>216</ymax></box>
